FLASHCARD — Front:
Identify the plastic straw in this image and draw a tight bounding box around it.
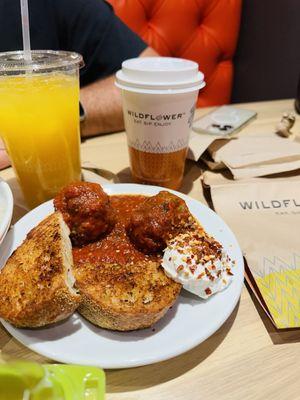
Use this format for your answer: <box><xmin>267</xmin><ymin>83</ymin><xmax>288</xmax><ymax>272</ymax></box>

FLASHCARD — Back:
<box><xmin>20</xmin><ymin>0</ymin><xmax>32</xmax><ymax>62</ymax></box>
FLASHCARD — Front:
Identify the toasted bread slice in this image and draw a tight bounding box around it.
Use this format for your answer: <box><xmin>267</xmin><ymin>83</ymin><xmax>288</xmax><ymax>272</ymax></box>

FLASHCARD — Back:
<box><xmin>74</xmin><ymin>260</ymin><xmax>181</xmax><ymax>331</ymax></box>
<box><xmin>0</xmin><ymin>212</ymin><xmax>80</xmax><ymax>328</ymax></box>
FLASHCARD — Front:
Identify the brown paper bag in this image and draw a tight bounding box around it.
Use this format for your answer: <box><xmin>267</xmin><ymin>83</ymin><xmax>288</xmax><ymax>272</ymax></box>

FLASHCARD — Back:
<box><xmin>187</xmin><ymin>127</ymin><xmax>237</xmax><ymax>162</ymax></box>
<box><xmin>187</xmin><ymin>130</ymin><xmax>220</xmax><ymax>161</ymax></box>
<box><xmin>204</xmin><ymin>172</ymin><xmax>300</xmax><ymax>328</ymax></box>
<box><xmin>208</xmin><ymin>136</ymin><xmax>300</xmax><ymax>179</ymax></box>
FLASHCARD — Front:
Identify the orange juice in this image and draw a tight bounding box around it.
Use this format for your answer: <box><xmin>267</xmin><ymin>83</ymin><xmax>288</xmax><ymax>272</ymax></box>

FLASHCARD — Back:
<box><xmin>0</xmin><ymin>72</ymin><xmax>81</xmax><ymax>208</ymax></box>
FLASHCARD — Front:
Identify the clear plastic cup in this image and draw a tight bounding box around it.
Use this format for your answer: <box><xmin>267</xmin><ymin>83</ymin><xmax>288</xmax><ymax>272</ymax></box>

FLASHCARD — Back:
<box><xmin>0</xmin><ymin>50</ymin><xmax>83</xmax><ymax>208</ymax></box>
<box><xmin>116</xmin><ymin>57</ymin><xmax>205</xmax><ymax>190</ymax></box>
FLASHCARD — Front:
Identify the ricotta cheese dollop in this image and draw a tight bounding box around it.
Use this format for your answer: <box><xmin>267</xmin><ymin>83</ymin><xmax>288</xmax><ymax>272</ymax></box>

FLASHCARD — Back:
<box><xmin>162</xmin><ymin>229</ymin><xmax>234</xmax><ymax>299</ymax></box>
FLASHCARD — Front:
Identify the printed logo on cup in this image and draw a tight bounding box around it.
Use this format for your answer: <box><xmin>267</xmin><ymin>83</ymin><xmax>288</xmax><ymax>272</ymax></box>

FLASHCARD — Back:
<box><xmin>127</xmin><ymin>110</ymin><xmax>185</xmax><ymax>122</ymax></box>
<box><xmin>123</xmin><ymin>97</ymin><xmax>196</xmax><ymax>153</ymax></box>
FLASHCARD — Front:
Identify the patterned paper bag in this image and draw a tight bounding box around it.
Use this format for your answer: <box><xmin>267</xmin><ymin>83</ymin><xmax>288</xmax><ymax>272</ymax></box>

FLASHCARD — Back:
<box><xmin>204</xmin><ymin>173</ymin><xmax>300</xmax><ymax>328</ymax></box>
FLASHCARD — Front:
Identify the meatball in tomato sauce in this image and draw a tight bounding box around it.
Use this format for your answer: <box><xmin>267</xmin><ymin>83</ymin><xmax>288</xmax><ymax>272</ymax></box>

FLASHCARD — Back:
<box><xmin>127</xmin><ymin>191</ymin><xmax>195</xmax><ymax>253</ymax></box>
<box><xmin>54</xmin><ymin>182</ymin><xmax>114</xmax><ymax>246</ymax></box>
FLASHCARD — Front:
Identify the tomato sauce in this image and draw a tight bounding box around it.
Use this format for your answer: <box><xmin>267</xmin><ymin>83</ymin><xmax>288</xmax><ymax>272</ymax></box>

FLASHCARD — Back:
<box><xmin>73</xmin><ymin>195</ymin><xmax>159</xmax><ymax>266</ymax></box>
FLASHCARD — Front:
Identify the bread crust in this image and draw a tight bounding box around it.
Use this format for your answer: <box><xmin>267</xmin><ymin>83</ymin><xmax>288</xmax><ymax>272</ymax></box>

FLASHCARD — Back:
<box><xmin>0</xmin><ymin>212</ymin><xmax>80</xmax><ymax>328</ymax></box>
<box><xmin>74</xmin><ymin>260</ymin><xmax>181</xmax><ymax>331</ymax></box>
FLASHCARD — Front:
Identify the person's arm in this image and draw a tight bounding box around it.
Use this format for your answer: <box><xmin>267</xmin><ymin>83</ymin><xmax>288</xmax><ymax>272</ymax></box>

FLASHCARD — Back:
<box><xmin>80</xmin><ymin>46</ymin><xmax>159</xmax><ymax>137</ymax></box>
<box><xmin>56</xmin><ymin>0</ymin><xmax>158</xmax><ymax>136</ymax></box>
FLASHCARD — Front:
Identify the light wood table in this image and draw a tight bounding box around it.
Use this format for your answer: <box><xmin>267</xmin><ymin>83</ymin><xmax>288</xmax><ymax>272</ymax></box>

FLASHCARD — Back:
<box><xmin>1</xmin><ymin>99</ymin><xmax>300</xmax><ymax>400</ymax></box>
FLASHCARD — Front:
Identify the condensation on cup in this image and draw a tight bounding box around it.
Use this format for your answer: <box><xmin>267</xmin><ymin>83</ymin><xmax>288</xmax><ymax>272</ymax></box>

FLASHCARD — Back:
<box><xmin>116</xmin><ymin>57</ymin><xmax>205</xmax><ymax>190</ymax></box>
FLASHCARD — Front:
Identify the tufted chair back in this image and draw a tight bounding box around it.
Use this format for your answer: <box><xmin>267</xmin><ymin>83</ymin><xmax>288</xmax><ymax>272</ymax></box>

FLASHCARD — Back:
<box><xmin>107</xmin><ymin>0</ymin><xmax>242</xmax><ymax>107</ymax></box>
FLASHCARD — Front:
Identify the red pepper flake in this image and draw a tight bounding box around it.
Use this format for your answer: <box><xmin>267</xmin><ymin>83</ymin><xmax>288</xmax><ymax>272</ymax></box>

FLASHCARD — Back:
<box><xmin>211</xmin><ymin>264</ymin><xmax>216</xmax><ymax>270</ymax></box>
<box><xmin>189</xmin><ymin>265</ymin><xmax>196</xmax><ymax>274</ymax></box>
<box><xmin>197</xmin><ymin>272</ymin><xmax>205</xmax><ymax>280</ymax></box>
<box><xmin>205</xmin><ymin>288</ymin><xmax>212</xmax><ymax>295</ymax></box>
<box><xmin>176</xmin><ymin>265</ymin><xmax>184</xmax><ymax>272</ymax></box>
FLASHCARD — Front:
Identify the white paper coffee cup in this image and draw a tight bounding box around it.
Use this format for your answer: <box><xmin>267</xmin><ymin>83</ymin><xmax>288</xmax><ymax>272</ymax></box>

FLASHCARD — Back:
<box><xmin>116</xmin><ymin>57</ymin><xmax>205</xmax><ymax>189</ymax></box>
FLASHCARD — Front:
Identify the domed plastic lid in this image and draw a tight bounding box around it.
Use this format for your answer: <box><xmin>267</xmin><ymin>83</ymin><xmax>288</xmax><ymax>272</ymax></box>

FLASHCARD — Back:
<box><xmin>0</xmin><ymin>50</ymin><xmax>84</xmax><ymax>74</ymax></box>
<box><xmin>116</xmin><ymin>57</ymin><xmax>205</xmax><ymax>93</ymax></box>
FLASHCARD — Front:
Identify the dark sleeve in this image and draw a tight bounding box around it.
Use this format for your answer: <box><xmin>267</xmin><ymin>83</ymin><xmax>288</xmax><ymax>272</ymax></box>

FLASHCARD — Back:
<box><xmin>54</xmin><ymin>0</ymin><xmax>147</xmax><ymax>86</ymax></box>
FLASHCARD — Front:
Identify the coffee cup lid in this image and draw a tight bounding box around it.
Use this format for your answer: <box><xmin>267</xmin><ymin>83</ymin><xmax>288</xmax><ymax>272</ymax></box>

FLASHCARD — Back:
<box><xmin>116</xmin><ymin>57</ymin><xmax>205</xmax><ymax>93</ymax></box>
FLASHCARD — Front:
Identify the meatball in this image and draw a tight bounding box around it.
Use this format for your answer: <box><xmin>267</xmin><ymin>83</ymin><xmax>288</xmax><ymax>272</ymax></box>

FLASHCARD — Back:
<box><xmin>127</xmin><ymin>191</ymin><xmax>195</xmax><ymax>253</ymax></box>
<box><xmin>54</xmin><ymin>182</ymin><xmax>114</xmax><ymax>246</ymax></box>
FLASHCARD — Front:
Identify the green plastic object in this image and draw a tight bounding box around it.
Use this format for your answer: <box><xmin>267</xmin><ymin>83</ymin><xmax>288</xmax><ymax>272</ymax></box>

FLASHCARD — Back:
<box><xmin>0</xmin><ymin>361</ymin><xmax>105</xmax><ymax>400</ymax></box>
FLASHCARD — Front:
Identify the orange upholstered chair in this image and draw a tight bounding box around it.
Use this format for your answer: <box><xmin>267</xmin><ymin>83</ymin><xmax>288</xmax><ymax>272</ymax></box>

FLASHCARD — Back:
<box><xmin>107</xmin><ymin>0</ymin><xmax>242</xmax><ymax>107</ymax></box>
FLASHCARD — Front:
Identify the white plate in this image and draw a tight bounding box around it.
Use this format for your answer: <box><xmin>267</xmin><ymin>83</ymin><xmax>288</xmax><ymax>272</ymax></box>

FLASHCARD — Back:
<box><xmin>0</xmin><ymin>179</ymin><xmax>13</xmax><ymax>246</ymax></box>
<box><xmin>0</xmin><ymin>184</ymin><xmax>244</xmax><ymax>369</ymax></box>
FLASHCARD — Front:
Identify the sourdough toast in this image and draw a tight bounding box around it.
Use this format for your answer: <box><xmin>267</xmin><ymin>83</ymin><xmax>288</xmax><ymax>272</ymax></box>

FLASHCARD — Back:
<box><xmin>0</xmin><ymin>212</ymin><xmax>80</xmax><ymax>328</ymax></box>
<box><xmin>74</xmin><ymin>260</ymin><xmax>181</xmax><ymax>331</ymax></box>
